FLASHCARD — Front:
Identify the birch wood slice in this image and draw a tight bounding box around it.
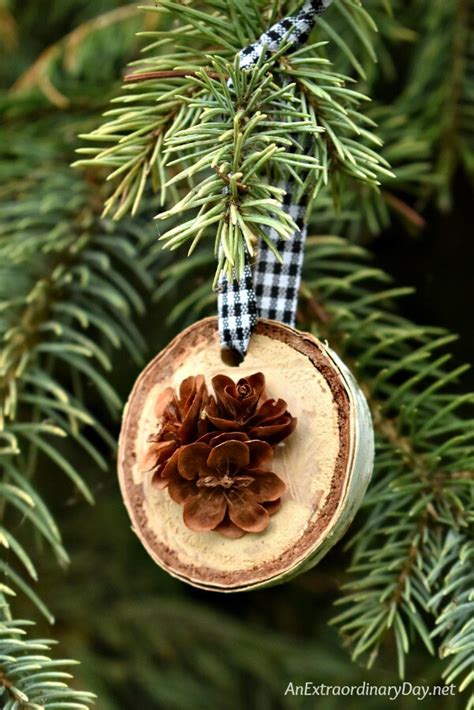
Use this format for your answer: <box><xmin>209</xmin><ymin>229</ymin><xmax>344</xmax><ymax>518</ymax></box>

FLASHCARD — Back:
<box><xmin>118</xmin><ymin>317</ymin><xmax>374</xmax><ymax>591</ymax></box>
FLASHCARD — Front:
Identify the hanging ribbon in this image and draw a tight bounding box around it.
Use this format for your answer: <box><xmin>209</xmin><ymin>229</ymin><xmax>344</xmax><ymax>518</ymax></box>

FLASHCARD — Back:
<box><xmin>217</xmin><ymin>0</ymin><xmax>334</xmax><ymax>357</ymax></box>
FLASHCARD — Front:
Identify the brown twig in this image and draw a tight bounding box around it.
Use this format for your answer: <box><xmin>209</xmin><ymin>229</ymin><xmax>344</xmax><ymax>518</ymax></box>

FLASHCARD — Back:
<box><xmin>212</xmin><ymin>165</ymin><xmax>247</xmax><ymax>191</ymax></box>
<box><xmin>303</xmin><ymin>291</ymin><xmax>331</xmax><ymax>325</ymax></box>
<box><xmin>383</xmin><ymin>191</ymin><xmax>426</xmax><ymax>229</ymax></box>
<box><xmin>124</xmin><ymin>69</ymin><xmax>221</xmax><ymax>83</ymax></box>
<box><xmin>0</xmin><ymin>671</ymin><xmax>13</xmax><ymax>691</ymax></box>
<box><xmin>298</xmin><ymin>282</ymin><xmax>331</xmax><ymax>325</ymax></box>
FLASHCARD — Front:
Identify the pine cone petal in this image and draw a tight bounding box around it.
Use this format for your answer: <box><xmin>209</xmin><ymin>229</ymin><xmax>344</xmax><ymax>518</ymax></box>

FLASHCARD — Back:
<box><xmin>241</xmin><ymin>372</ymin><xmax>265</xmax><ymax>400</ymax></box>
<box><xmin>207</xmin><ymin>440</ymin><xmax>250</xmax><ymax>473</ymax></box>
<box><xmin>178</xmin><ymin>443</ymin><xmax>211</xmax><ymax>480</ymax></box>
<box><xmin>212</xmin><ymin>374</ymin><xmax>238</xmax><ymax>413</ymax></box>
<box><xmin>263</xmin><ymin>499</ymin><xmax>282</xmax><ymax>516</ymax></box>
<box><xmin>249</xmin><ymin>417</ymin><xmax>297</xmax><ymax>445</ymax></box>
<box><xmin>214</xmin><ymin>515</ymin><xmax>246</xmax><ymax>539</ymax></box>
<box><xmin>183</xmin><ymin>489</ymin><xmax>227</xmax><ymax>532</ymax></box>
<box><xmin>151</xmin><ymin>448</ymin><xmax>180</xmax><ymax>489</ymax></box>
<box><xmin>248</xmin><ymin>470</ymin><xmax>286</xmax><ymax>502</ymax></box>
<box><xmin>151</xmin><ymin>476</ymin><xmax>168</xmax><ymax>490</ymax></box>
<box><xmin>205</xmin><ymin>414</ymin><xmax>241</xmax><ymax>432</ymax></box>
<box><xmin>179</xmin><ymin>375</ymin><xmax>198</xmax><ymax>409</ymax></box>
<box><xmin>198</xmin><ymin>431</ymin><xmax>249</xmax><ymax>446</ymax></box>
<box><xmin>248</xmin><ymin>398</ymin><xmax>288</xmax><ymax>425</ymax></box>
<box><xmin>141</xmin><ymin>440</ymin><xmax>176</xmax><ymax>472</ymax></box>
<box><xmin>153</xmin><ymin>386</ymin><xmax>174</xmax><ymax>418</ymax></box>
<box><xmin>228</xmin><ymin>491</ymin><xmax>270</xmax><ymax>533</ymax></box>
<box><xmin>180</xmin><ymin>381</ymin><xmax>206</xmax><ymax>442</ymax></box>
<box><xmin>168</xmin><ymin>475</ymin><xmax>197</xmax><ymax>505</ymax></box>
<box><xmin>247</xmin><ymin>440</ymin><xmax>273</xmax><ymax>469</ymax></box>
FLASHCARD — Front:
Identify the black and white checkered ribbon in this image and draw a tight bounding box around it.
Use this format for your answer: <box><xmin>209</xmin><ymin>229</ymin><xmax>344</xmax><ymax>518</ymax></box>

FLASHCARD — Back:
<box><xmin>218</xmin><ymin>0</ymin><xmax>333</xmax><ymax>356</ymax></box>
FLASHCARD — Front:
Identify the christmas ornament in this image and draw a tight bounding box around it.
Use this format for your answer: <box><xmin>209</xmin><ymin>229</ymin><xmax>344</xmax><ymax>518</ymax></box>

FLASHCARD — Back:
<box><xmin>118</xmin><ymin>318</ymin><xmax>373</xmax><ymax>590</ymax></box>
<box><xmin>118</xmin><ymin>0</ymin><xmax>375</xmax><ymax>590</ymax></box>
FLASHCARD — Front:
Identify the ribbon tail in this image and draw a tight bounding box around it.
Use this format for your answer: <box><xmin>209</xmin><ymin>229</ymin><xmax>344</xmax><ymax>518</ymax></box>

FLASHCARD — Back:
<box><xmin>217</xmin><ymin>255</ymin><xmax>258</xmax><ymax>356</ymax></box>
<box><xmin>254</xmin><ymin>185</ymin><xmax>307</xmax><ymax>327</ymax></box>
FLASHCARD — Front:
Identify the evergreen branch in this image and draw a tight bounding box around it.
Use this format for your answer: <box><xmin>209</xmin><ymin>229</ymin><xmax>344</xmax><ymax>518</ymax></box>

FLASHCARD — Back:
<box><xmin>429</xmin><ymin>534</ymin><xmax>474</xmax><ymax>702</ymax></box>
<box><xmin>0</xmin><ymin>130</ymin><xmax>158</xmax><ymax>710</ymax></box>
<box><xmin>305</xmin><ymin>102</ymin><xmax>432</xmax><ymax>239</ymax></box>
<box><xmin>143</xmin><ymin>45</ymin><xmax>388</xmax><ymax>280</ymax></box>
<box><xmin>0</xmin><ymin>117</ymin><xmax>160</xmax><ymax>702</ymax></box>
<box><xmin>0</xmin><ymin>619</ymin><xmax>95</xmax><ymax>709</ymax></box>
<box><xmin>399</xmin><ymin>0</ymin><xmax>474</xmax><ymax>209</ymax></box>
<box><xmin>155</xmin><ymin>52</ymin><xmax>325</xmax><ymax>280</ymax></box>
<box><xmin>0</xmin><ymin>164</ymin><xmax>151</xmax><ymax>612</ymax></box>
<box><xmin>75</xmin><ymin>0</ymin><xmax>389</xmax><ymax>242</ymax></box>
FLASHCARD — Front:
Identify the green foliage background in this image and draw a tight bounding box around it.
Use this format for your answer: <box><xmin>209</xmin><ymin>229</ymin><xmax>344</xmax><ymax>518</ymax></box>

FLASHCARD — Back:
<box><xmin>0</xmin><ymin>1</ymin><xmax>472</xmax><ymax>708</ymax></box>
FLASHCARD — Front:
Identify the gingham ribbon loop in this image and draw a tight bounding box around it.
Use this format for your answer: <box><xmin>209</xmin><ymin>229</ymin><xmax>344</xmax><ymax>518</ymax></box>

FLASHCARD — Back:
<box><xmin>218</xmin><ymin>0</ymin><xmax>334</xmax><ymax>356</ymax></box>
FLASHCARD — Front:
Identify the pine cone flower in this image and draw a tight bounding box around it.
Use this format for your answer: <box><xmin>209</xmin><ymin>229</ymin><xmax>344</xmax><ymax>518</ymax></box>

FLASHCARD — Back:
<box><xmin>141</xmin><ymin>375</ymin><xmax>209</xmax><ymax>488</ymax></box>
<box><xmin>163</xmin><ymin>431</ymin><xmax>286</xmax><ymax>538</ymax></box>
<box><xmin>205</xmin><ymin>372</ymin><xmax>296</xmax><ymax>445</ymax></box>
